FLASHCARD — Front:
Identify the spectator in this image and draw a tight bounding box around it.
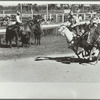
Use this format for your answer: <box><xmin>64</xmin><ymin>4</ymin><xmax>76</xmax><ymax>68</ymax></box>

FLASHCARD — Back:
<box><xmin>47</xmin><ymin>18</ymin><xmax>51</xmax><ymax>24</ymax></box>
<box><xmin>78</xmin><ymin>15</ymin><xmax>82</xmax><ymax>22</ymax></box>
<box><xmin>51</xmin><ymin>17</ymin><xmax>54</xmax><ymax>23</ymax></box>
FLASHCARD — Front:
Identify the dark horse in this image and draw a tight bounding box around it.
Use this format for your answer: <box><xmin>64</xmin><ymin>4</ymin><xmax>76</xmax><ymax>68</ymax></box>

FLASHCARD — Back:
<box><xmin>71</xmin><ymin>35</ymin><xmax>94</xmax><ymax>58</ymax></box>
<box><xmin>67</xmin><ymin>23</ymin><xmax>94</xmax><ymax>58</ymax></box>
<box><xmin>74</xmin><ymin>23</ymin><xmax>100</xmax><ymax>62</ymax></box>
<box><xmin>20</xmin><ymin>21</ymin><xmax>33</xmax><ymax>47</ymax></box>
<box><xmin>87</xmin><ymin>23</ymin><xmax>100</xmax><ymax>62</ymax></box>
<box><xmin>6</xmin><ymin>20</ymin><xmax>33</xmax><ymax>48</ymax></box>
<box><xmin>6</xmin><ymin>24</ymin><xmax>20</xmax><ymax>48</ymax></box>
<box><xmin>31</xmin><ymin>19</ymin><xmax>42</xmax><ymax>45</ymax></box>
<box><xmin>58</xmin><ymin>23</ymin><xmax>94</xmax><ymax>59</ymax></box>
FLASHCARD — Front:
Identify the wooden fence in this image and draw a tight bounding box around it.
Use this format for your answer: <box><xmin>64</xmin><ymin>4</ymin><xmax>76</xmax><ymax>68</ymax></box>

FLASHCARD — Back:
<box><xmin>0</xmin><ymin>10</ymin><xmax>99</xmax><ymax>23</ymax></box>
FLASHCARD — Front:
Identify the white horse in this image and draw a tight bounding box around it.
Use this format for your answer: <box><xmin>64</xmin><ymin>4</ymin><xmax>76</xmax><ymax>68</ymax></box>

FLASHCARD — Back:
<box><xmin>58</xmin><ymin>25</ymin><xmax>76</xmax><ymax>43</ymax></box>
<box><xmin>58</xmin><ymin>25</ymin><xmax>82</xmax><ymax>58</ymax></box>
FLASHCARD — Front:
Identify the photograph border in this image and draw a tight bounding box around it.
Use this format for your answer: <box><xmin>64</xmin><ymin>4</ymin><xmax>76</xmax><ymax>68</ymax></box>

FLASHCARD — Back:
<box><xmin>0</xmin><ymin>0</ymin><xmax>100</xmax><ymax>99</ymax></box>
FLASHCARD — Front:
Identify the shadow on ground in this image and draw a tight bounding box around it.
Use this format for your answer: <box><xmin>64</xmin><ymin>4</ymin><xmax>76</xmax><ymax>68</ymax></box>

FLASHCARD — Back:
<box><xmin>0</xmin><ymin>44</ymin><xmax>18</xmax><ymax>48</ymax></box>
<box><xmin>35</xmin><ymin>56</ymin><xmax>98</xmax><ymax>64</ymax></box>
<box><xmin>0</xmin><ymin>44</ymin><xmax>29</xmax><ymax>48</ymax></box>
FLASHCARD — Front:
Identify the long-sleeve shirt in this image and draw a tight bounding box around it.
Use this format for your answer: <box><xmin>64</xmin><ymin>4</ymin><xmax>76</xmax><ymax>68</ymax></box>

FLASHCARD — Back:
<box><xmin>16</xmin><ymin>15</ymin><xmax>21</xmax><ymax>23</ymax></box>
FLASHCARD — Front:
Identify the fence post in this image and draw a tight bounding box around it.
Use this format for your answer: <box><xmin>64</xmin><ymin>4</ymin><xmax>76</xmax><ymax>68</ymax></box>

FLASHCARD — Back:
<box><xmin>91</xmin><ymin>14</ymin><xmax>93</xmax><ymax>18</ymax></box>
<box><xmin>44</xmin><ymin>15</ymin><xmax>47</xmax><ymax>22</ymax></box>
<box><xmin>20</xmin><ymin>4</ymin><xmax>22</xmax><ymax>22</ymax></box>
<box><xmin>50</xmin><ymin>14</ymin><xmax>52</xmax><ymax>21</ymax></box>
<box><xmin>62</xmin><ymin>14</ymin><xmax>64</xmax><ymax>22</ymax></box>
<box><xmin>3</xmin><ymin>10</ymin><xmax>5</xmax><ymax>18</ymax></box>
<box><xmin>0</xmin><ymin>35</ymin><xmax>1</xmax><ymax>47</ymax></box>
<box><xmin>31</xmin><ymin>9</ymin><xmax>33</xmax><ymax>20</ymax></box>
<box><xmin>84</xmin><ymin>14</ymin><xmax>86</xmax><ymax>21</ymax></box>
<box><xmin>56</xmin><ymin>14</ymin><xmax>58</xmax><ymax>23</ymax></box>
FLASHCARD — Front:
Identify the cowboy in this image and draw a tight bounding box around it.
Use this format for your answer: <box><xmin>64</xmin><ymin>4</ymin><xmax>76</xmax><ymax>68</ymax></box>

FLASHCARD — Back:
<box><xmin>28</xmin><ymin>17</ymin><xmax>33</xmax><ymax>25</ymax></box>
<box><xmin>89</xmin><ymin>18</ymin><xmax>97</xmax><ymax>29</ymax></box>
<box><xmin>83</xmin><ymin>17</ymin><xmax>97</xmax><ymax>44</ymax></box>
<box><xmin>68</xmin><ymin>11</ymin><xmax>75</xmax><ymax>25</ymax></box>
<box><xmin>16</xmin><ymin>11</ymin><xmax>22</xmax><ymax>25</ymax></box>
<box><xmin>85</xmin><ymin>17</ymin><xmax>97</xmax><ymax>33</ymax></box>
<box><xmin>68</xmin><ymin>11</ymin><xmax>80</xmax><ymax>36</ymax></box>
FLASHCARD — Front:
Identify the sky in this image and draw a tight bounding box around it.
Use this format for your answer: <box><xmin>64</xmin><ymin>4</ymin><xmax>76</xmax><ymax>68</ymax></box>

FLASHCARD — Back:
<box><xmin>0</xmin><ymin>1</ymin><xmax>100</xmax><ymax>6</ymax></box>
<box><xmin>0</xmin><ymin>1</ymin><xmax>50</xmax><ymax>6</ymax></box>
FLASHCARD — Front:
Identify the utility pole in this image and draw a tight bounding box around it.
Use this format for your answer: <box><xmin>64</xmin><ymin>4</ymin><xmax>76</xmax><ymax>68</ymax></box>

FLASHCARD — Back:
<box><xmin>47</xmin><ymin>4</ymin><xmax>48</xmax><ymax>20</ymax></box>
<box><xmin>20</xmin><ymin>4</ymin><xmax>22</xmax><ymax>22</ymax></box>
<box><xmin>31</xmin><ymin>5</ymin><xmax>33</xmax><ymax>19</ymax></box>
<box><xmin>3</xmin><ymin>10</ymin><xmax>5</xmax><ymax>18</ymax></box>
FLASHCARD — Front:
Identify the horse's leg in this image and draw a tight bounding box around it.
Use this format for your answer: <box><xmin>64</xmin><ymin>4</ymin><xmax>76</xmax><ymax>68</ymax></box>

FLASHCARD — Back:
<box><xmin>21</xmin><ymin>36</ymin><xmax>23</xmax><ymax>47</ymax></box>
<box><xmin>75</xmin><ymin>48</ymin><xmax>80</xmax><ymax>58</ymax></box>
<box><xmin>76</xmin><ymin>26</ymin><xmax>80</xmax><ymax>36</ymax></box>
<box><xmin>21</xmin><ymin>41</ymin><xmax>23</xmax><ymax>47</ymax></box>
<box><xmin>78</xmin><ymin>49</ymin><xmax>85</xmax><ymax>58</ymax></box>
<box><xmin>89</xmin><ymin>49</ymin><xmax>93</xmax><ymax>61</ymax></box>
<box><xmin>37</xmin><ymin>35</ymin><xmax>40</xmax><ymax>45</ymax></box>
<box><xmin>16</xmin><ymin>38</ymin><xmax>19</xmax><ymax>49</ymax></box>
<box><xmin>96</xmin><ymin>50</ymin><xmax>100</xmax><ymax>64</ymax></box>
<box><xmin>71</xmin><ymin>44</ymin><xmax>80</xmax><ymax>58</ymax></box>
<box><xmin>39</xmin><ymin>35</ymin><xmax>41</xmax><ymax>45</ymax></box>
<box><xmin>9</xmin><ymin>38</ymin><xmax>12</xmax><ymax>48</ymax></box>
<box><xmin>37</xmin><ymin>37</ymin><xmax>39</xmax><ymax>45</ymax></box>
<box><xmin>36</xmin><ymin>36</ymin><xmax>38</xmax><ymax>45</ymax></box>
<box><xmin>34</xmin><ymin>36</ymin><xmax>36</xmax><ymax>44</ymax></box>
<box><xmin>6</xmin><ymin>36</ymin><xmax>8</xmax><ymax>47</ymax></box>
<box><xmin>28</xmin><ymin>32</ymin><xmax>31</xmax><ymax>47</ymax></box>
<box><xmin>95</xmin><ymin>42</ymin><xmax>100</xmax><ymax>63</ymax></box>
<box><xmin>28</xmin><ymin>38</ymin><xmax>30</xmax><ymax>48</ymax></box>
<box><xmin>6</xmin><ymin>31</ymin><xmax>9</xmax><ymax>47</ymax></box>
<box><xmin>36</xmin><ymin>35</ymin><xmax>39</xmax><ymax>45</ymax></box>
<box><xmin>15</xmin><ymin>33</ymin><xmax>19</xmax><ymax>49</ymax></box>
<box><xmin>89</xmin><ymin>44</ymin><xmax>97</xmax><ymax>61</ymax></box>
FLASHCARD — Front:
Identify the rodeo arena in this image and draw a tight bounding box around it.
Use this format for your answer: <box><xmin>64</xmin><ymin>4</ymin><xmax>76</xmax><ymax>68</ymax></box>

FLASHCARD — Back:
<box><xmin>0</xmin><ymin>3</ymin><xmax>100</xmax><ymax>83</ymax></box>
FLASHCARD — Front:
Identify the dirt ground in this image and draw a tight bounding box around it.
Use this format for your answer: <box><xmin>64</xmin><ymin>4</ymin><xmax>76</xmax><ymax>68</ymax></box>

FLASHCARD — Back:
<box><xmin>0</xmin><ymin>34</ymin><xmax>72</xmax><ymax>60</ymax></box>
<box><xmin>0</xmin><ymin>34</ymin><xmax>100</xmax><ymax>82</ymax></box>
<box><xmin>0</xmin><ymin>53</ymin><xmax>100</xmax><ymax>82</ymax></box>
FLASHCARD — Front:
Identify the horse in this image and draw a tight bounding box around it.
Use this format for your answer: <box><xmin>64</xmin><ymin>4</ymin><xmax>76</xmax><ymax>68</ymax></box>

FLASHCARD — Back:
<box><xmin>58</xmin><ymin>25</ymin><xmax>94</xmax><ymax>59</ymax></box>
<box><xmin>87</xmin><ymin>23</ymin><xmax>100</xmax><ymax>63</ymax></box>
<box><xmin>20</xmin><ymin>20</ymin><xmax>33</xmax><ymax>47</ymax></box>
<box><xmin>6</xmin><ymin>24</ymin><xmax>20</xmax><ymax>48</ymax></box>
<box><xmin>30</xmin><ymin>19</ymin><xmax>42</xmax><ymax>45</ymax></box>
<box><xmin>5</xmin><ymin>20</ymin><xmax>33</xmax><ymax>48</ymax></box>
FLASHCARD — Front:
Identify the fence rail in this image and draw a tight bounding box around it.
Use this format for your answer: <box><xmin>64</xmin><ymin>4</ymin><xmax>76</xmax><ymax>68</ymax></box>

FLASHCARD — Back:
<box><xmin>0</xmin><ymin>9</ymin><xmax>99</xmax><ymax>23</ymax></box>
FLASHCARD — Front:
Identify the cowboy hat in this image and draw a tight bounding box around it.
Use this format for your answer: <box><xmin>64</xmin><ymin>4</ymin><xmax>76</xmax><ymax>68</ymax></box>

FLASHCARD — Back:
<box><xmin>17</xmin><ymin>11</ymin><xmax>20</xmax><ymax>15</ymax></box>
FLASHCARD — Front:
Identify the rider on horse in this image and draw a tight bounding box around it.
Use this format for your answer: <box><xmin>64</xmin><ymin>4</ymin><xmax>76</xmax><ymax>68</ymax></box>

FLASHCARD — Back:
<box><xmin>84</xmin><ymin>17</ymin><xmax>98</xmax><ymax>44</ymax></box>
<box><xmin>16</xmin><ymin>11</ymin><xmax>22</xmax><ymax>25</ymax></box>
<box><xmin>68</xmin><ymin>11</ymin><xmax>80</xmax><ymax>36</ymax></box>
